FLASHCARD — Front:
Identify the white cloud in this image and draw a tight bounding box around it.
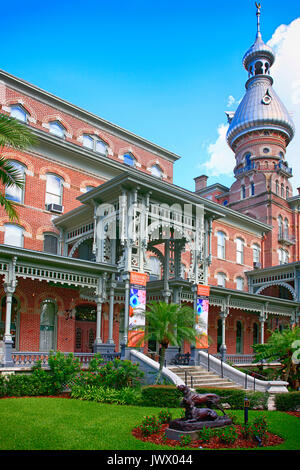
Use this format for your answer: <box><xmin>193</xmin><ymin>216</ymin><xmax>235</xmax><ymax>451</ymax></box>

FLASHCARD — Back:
<box><xmin>202</xmin><ymin>17</ymin><xmax>300</xmax><ymax>192</ymax></box>
<box><xmin>202</xmin><ymin>124</ymin><xmax>235</xmax><ymax>177</ymax></box>
<box><xmin>227</xmin><ymin>95</ymin><xmax>236</xmax><ymax>108</ymax></box>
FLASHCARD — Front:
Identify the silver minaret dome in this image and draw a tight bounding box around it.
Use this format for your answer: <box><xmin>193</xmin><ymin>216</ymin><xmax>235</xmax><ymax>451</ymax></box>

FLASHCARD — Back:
<box><xmin>226</xmin><ymin>3</ymin><xmax>295</xmax><ymax>149</ymax></box>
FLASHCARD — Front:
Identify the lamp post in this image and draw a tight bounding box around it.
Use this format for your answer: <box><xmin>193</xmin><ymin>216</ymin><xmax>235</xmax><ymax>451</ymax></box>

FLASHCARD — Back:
<box><xmin>244</xmin><ymin>397</ymin><xmax>249</xmax><ymax>424</ymax></box>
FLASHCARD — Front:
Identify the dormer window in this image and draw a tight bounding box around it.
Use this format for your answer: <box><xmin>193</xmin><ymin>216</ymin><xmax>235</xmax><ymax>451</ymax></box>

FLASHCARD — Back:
<box><xmin>151</xmin><ymin>164</ymin><xmax>163</xmax><ymax>178</ymax></box>
<box><xmin>123</xmin><ymin>153</ymin><xmax>136</xmax><ymax>167</ymax></box>
<box><xmin>10</xmin><ymin>105</ymin><xmax>28</xmax><ymax>123</ymax></box>
<box><xmin>82</xmin><ymin>134</ymin><xmax>107</xmax><ymax>155</ymax></box>
<box><xmin>49</xmin><ymin>121</ymin><xmax>65</xmax><ymax>138</ymax></box>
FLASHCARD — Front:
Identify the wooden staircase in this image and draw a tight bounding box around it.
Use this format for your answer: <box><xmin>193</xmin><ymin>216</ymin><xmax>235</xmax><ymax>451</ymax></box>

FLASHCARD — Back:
<box><xmin>168</xmin><ymin>365</ymin><xmax>243</xmax><ymax>389</ymax></box>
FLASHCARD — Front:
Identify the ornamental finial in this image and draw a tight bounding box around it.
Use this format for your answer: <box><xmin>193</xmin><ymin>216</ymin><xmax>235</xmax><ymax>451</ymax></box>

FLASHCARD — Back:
<box><xmin>255</xmin><ymin>2</ymin><xmax>262</xmax><ymax>38</ymax></box>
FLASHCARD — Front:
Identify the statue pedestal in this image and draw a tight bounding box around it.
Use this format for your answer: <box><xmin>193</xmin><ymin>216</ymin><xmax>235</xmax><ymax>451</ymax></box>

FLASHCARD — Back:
<box><xmin>165</xmin><ymin>416</ymin><xmax>232</xmax><ymax>441</ymax></box>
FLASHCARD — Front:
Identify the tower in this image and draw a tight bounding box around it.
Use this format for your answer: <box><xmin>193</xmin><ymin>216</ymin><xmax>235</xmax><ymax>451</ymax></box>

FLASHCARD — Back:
<box><xmin>225</xmin><ymin>3</ymin><xmax>296</xmax><ymax>267</ymax></box>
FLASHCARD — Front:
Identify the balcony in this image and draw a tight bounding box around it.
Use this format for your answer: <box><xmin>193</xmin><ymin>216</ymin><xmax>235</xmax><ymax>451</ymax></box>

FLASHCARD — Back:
<box><xmin>275</xmin><ymin>161</ymin><xmax>293</xmax><ymax>176</ymax></box>
<box><xmin>234</xmin><ymin>162</ymin><xmax>255</xmax><ymax>176</ymax></box>
<box><xmin>278</xmin><ymin>231</ymin><xmax>296</xmax><ymax>246</ymax></box>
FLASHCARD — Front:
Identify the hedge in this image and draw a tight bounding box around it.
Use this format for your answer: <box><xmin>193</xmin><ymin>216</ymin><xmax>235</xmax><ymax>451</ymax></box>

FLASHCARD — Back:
<box><xmin>140</xmin><ymin>385</ymin><xmax>268</xmax><ymax>410</ymax></box>
<box><xmin>141</xmin><ymin>385</ymin><xmax>183</xmax><ymax>407</ymax></box>
<box><xmin>275</xmin><ymin>392</ymin><xmax>300</xmax><ymax>411</ymax></box>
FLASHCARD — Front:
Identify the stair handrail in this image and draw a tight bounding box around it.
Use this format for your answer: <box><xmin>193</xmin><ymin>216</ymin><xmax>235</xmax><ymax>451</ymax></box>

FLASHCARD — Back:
<box><xmin>169</xmin><ymin>362</ymin><xmax>195</xmax><ymax>389</ymax></box>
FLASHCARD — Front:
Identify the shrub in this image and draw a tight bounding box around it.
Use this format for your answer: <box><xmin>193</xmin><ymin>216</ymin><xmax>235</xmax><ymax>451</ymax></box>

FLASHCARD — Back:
<box><xmin>252</xmin><ymin>415</ymin><xmax>268</xmax><ymax>442</ymax></box>
<box><xmin>70</xmin><ymin>385</ymin><xmax>141</xmax><ymax>405</ymax></box>
<box><xmin>141</xmin><ymin>385</ymin><xmax>182</xmax><ymax>407</ymax></box>
<box><xmin>180</xmin><ymin>434</ymin><xmax>192</xmax><ymax>447</ymax></box>
<box><xmin>158</xmin><ymin>409</ymin><xmax>172</xmax><ymax>424</ymax></box>
<box><xmin>275</xmin><ymin>392</ymin><xmax>300</xmax><ymax>411</ymax></box>
<box><xmin>48</xmin><ymin>351</ymin><xmax>80</xmax><ymax>393</ymax></box>
<box><xmin>197</xmin><ymin>426</ymin><xmax>212</xmax><ymax>442</ymax></box>
<box><xmin>217</xmin><ymin>425</ymin><xmax>238</xmax><ymax>444</ymax></box>
<box><xmin>139</xmin><ymin>415</ymin><xmax>161</xmax><ymax>436</ymax></box>
<box><xmin>71</xmin><ymin>358</ymin><xmax>144</xmax><ymax>390</ymax></box>
<box><xmin>195</xmin><ymin>388</ymin><xmax>267</xmax><ymax>410</ymax></box>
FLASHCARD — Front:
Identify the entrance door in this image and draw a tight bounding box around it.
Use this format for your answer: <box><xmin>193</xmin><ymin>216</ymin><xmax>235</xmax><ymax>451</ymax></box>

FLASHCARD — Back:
<box><xmin>39</xmin><ymin>300</ymin><xmax>56</xmax><ymax>351</ymax></box>
<box><xmin>74</xmin><ymin>305</ymin><xmax>97</xmax><ymax>353</ymax></box>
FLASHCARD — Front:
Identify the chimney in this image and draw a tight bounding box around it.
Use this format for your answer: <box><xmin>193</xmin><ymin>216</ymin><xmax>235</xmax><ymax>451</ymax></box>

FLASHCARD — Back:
<box><xmin>194</xmin><ymin>175</ymin><xmax>208</xmax><ymax>192</ymax></box>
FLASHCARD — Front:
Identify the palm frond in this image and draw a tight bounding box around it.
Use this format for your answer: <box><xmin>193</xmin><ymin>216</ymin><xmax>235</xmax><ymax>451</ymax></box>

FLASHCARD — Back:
<box><xmin>0</xmin><ymin>114</ymin><xmax>36</xmax><ymax>150</ymax></box>
<box><xmin>0</xmin><ymin>193</ymin><xmax>20</xmax><ymax>221</ymax></box>
<box><xmin>0</xmin><ymin>157</ymin><xmax>25</xmax><ymax>188</ymax></box>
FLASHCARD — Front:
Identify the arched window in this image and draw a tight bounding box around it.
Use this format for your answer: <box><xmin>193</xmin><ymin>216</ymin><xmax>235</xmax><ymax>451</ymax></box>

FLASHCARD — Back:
<box><xmin>39</xmin><ymin>299</ymin><xmax>57</xmax><ymax>352</ymax></box>
<box><xmin>123</xmin><ymin>153</ymin><xmax>136</xmax><ymax>167</ymax></box>
<box><xmin>82</xmin><ymin>134</ymin><xmax>107</xmax><ymax>155</ymax></box>
<box><xmin>251</xmin><ymin>182</ymin><xmax>255</xmax><ymax>196</ymax></box>
<box><xmin>255</xmin><ymin>61</ymin><xmax>263</xmax><ymax>75</ymax></box>
<box><xmin>5</xmin><ymin>160</ymin><xmax>26</xmax><ymax>203</ymax></box>
<box><xmin>286</xmin><ymin>187</ymin><xmax>290</xmax><ymax>199</ymax></box>
<box><xmin>49</xmin><ymin>121</ymin><xmax>65</xmax><ymax>138</ymax></box>
<box><xmin>252</xmin><ymin>243</ymin><xmax>261</xmax><ymax>264</ymax></box>
<box><xmin>85</xmin><ymin>185</ymin><xmax>95</xmax><ymax>192</ymax></box>
<box><xmin>217</xmin><ymin>272</ymin><xmax>226</xmax><ymax>288</ymax></box>
<box><xmin>4</xmin><ymin>224</ymin><xmax>24</xmax><ymax>248</ymax></box>
<box><xmin>151</xmin><ymin>164</ymin><xmax>163</xmax><ymax>178</ymax></box>
<box><xmin>236</xmin><ymin>238</ymin><xmax>244</xmax><ymax>264</ymax></box>
<box><xmin>284</xmin><ymin>218</ymin><xmax>289</xmax><ymax>238</ymax></box>
<box><xmin>10</xmin><ymin>104</ymin><xmax>28</xmax><ymax>123</ymax></box>
<box><xmin>78</xmin><ymin>238</ymin><xmax>96</xmax><ymax>262</ymax></box>
<box><xmin>275</xmin><ymin>180</ymin><xmax>279</xmax><ymax>195</ymax></box>
<box><xmin>43</xmin><ymin>233</ymin><xmax>58</xmax><ymax>254</ymax></box>
<box><xmin>236</xmin><ymin>321</ymin><xmax>243</xmax><ymax>353</ymax></box>
<box><xmin>281</xmin><ymin>183</ymin><xmax>285</xmax><ymax>198</ymax></box>
<box><xmin>45</xmin><ymin>173</ymin><xmax>63</xmax><ymax>208</ymax></box>
<box><xmin>148</xmin><ymin>256</ymin><xmax>161</xmax><ymax>281</ymax></box>
<box><xmin>241</xmin><ymin>185</ymin><xmax>246</xmax><ymax>199</ymax></box>
<box><xmin>236</xmin><ymin>277</ymin><xmax>244</xmax><ymax>291</ymax></box>
<box><xmin>217</xmin><ymin>231</ymin><xmax>226</xmax><ymax>259</ymax></box>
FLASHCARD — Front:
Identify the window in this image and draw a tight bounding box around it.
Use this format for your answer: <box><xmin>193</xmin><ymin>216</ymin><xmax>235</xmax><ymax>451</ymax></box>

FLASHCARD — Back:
<box><xmin>45</xmin><ymin>174</ymin><xmax>63</xmax><ymax>206</ymax></box>
<box><xmin>123</xmin><ymin>153</ymin><xmax>136</xmax><ymax>167</ymax></box>
<box><xmin>250</xmin><ymin>182</ymin><xmax>255</xmax><ymax>196</ymax></box>
<box><xmin>180</xmin><ymin>263</ymin><xmax>186</xmax><ymax>279</ymax></box>
<box><xmin>278</xmin><ymin>248</ymin><xmax>289</xmax><ymax>265</ymax></box>
<box><xmin>217</xmin><ymin>231</ymin><xmax>226</xmax><ymax>259</ymax></box>
<box><xmin>236</xmin><ymin>238</ymin><xmax>244</xmax><ymax>264</ymax></box>
<box><xmin>49</xmin><ymin>121</ymin><xmax>65</xmax><ymax>138</ymax></box>
<box><xmin>82</xmin><ymin>134</ymin><xmax>107</xmax><ymax>155</ymax></box>
<box><xmin>275</xmin><ymin>180</ymin><xmax>279</xmax><ymax>195</ymax></box>
<box><xmin>278</xmin><ymin>215</ymin><xmax>283</xmax><ymax>238</ymax></box>
<box><xmin>241</xmin><ymin>185</ymin><xmax>246</xmax><ymax>199</ymax></box>
<box><xmin>4</xmin><ymin>224</ymin><xmax>24</xmax><ymax>247</ymax></box>
<box><xmin>253</xmin><ymin>323</ymin><xmax>259</xmax><ymax>345</ymax></box>
<box><xmin>148</xmin><ymin>256</ymin><xmax>161</xmax><ymax>281</ymax></box>
<box><xmin>43</xmin><ymin>233</ymin><xmax>58</xmax><ymax>254</ymax></box>
<box><xmin>10</xmin><ymin>104</ymin><xmax>27</xmax><ymax>123</ymax></box>
<box><xmin>281</xmin><ymin>183</ymin><xmax>285</xmax><ymax>198</ymax></box>
<box><xmin>39</xmin><ymin>300</ymin><xmax>56</xmax><ymax>352</ymax></box>
<box><xmin>284</xmin><ymin>218</ymin><xmax>289</xmax><ymax>238</ymax></box>
<box><xmin>217</xmin><ymin>272</ymin><xmax>226</xmax><ymax>288</ymax></box>
<box><xmin>252</xmin><ymin>244</ymin><xmax>260</xmax><ymax>264</ymax></box>
<box><xmin>236</xmin><ymin>321</ymin><xmax>243</xmax><ymax>353</ymax></box>
<box><xmin>151</xmin><ymin>164</ymin><xmax>163</xmax><ymax>178</ymax></box>
<box><xmin>236</xmin><ymin>277</ymin><xmax>244</xmax><ymax>291</ymax></box>
<box><xmin>286</xmin><ymin>187</ymin><xmax>290</xmax><ymax>199</ymax></box>
<box><xmin>85</xmin><ymin>186</ymin><xmax>95</xmax><ymax>192</ymax></box>
<box><xmin>5</xmin><ymin>160</ymin><xmax>26</xmax><ymax>203</ymax></box>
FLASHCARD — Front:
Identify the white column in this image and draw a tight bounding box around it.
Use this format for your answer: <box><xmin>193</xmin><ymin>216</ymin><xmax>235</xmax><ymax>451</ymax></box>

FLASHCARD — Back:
<box><xmin>95</xmin><ymin>297</ymin><xmax>103</xmax><ymax>344</ymax></box>
<box><xmin>4</xmin><ymin>288</ymin><xmax>13</xmax><ymax>341</ymax></box>
<box><xmin>123</xmin><ymin>273</ymin><xmax>130</xmax><ymax>345</ymax></box>
<box><xmin>108</xmin><ymin>279</ymin><xmax>116</xmax><ymax>344</ymax></box>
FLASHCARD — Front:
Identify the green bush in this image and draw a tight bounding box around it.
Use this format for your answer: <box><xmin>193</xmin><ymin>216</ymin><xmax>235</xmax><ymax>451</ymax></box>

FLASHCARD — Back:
<box><xmin>140</xmin><ymin>385</ymin><xmax>183</xmax><ymax>408</ymax></box>
<box><xmin>216</xmin><ymin>425</ymin><xmax>238</xmax><ymax>444</ymax></box>
<box><xmin>0</xmin><ymin>375</ymin><xmax>6</xmax><ymax>397</ymax></box>
<box><xmin>48</xmin><ymin>351</ymin><xmax>80</xmax><ymax>393</ymax></box>
<box><xmin>71</xmin><ymin>358</ymin><xmax>144</xmax><ymax>390</ymax></box>
<box><xmin>195</xmin><ymin>388</ymin><xmax>268</xmax><ymax>410</ymax></box>
<box><xmin>157</xmin><ymin>409</ymin><xmax>172</xmax><ymax>424</ymax></box>
<box><xmin>139</xmin><ymin>415</ymin><xmax>161</xmax><ymax>436</ymax></box>
<box><xmin>70</xmin><ymin>384</ymin><xmax>141</xmax><ymax>405</ymax></box>
<box><xmin>275</xmin><ymin>392</ymin><xmax>300</xmax><ymax>411</ymax></box>
<box><xmin>4</xmin><ymin>369</ymin><xmax>53</xmax><ymax>397</ymax></box>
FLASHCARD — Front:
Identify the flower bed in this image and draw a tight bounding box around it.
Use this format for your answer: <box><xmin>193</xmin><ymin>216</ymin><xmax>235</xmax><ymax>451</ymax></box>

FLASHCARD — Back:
<box><xmin>132</xmin><ymin>423</ymin><xmax>284</xmax><ymax>449</ymax></box>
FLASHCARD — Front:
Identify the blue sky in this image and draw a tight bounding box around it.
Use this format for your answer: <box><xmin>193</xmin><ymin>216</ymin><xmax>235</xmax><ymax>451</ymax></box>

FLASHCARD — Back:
<box><xmin>2</xmin><ymin>0</ymin><xmax>299</xmax><ymax>192</ymax></box>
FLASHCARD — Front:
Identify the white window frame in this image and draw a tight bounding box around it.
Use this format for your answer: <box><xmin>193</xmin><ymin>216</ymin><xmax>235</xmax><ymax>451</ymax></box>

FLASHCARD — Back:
<box><xmin>49</xmin><ymin>121</ymin><xmax>65</xmax><ymax>139</ymax></box>
<box><xmin>217</xmin><ymin>272</ymin><xmax>226</xmax><ymax>288</ymax></box>
<box><xmin>236</xmin><ymin>238</ymin><xmax>244</xmax><ymax>265</ymax></box>
<box><xmin>217</xmin><ymin>231</ymin><xmax>226</xmax><ymax>259</ymax></box>
<box><xmin>4</xmin><ymin>224</ymin><xmax>24</xmax><ymax>248</ymax></box>
<box><xmin>10</xmin><ymin>104</ymin><xmax>28</xmax><ymax>123</ymax></box>
<box><xmin>236</xmin><ymin>277</ymin><xmax>244</xmax><ymax>291</ymax></box>
<box><xmin>151</xmin><ymin>164</ymin><xmax>163</xmax><ymax>178</ymax></box>
<box><xmin>252</xmin><ymin>244</ymin><xmax>261</xmax><ymax>264</ymax></box>
<box><xmin>45</xmin><ymin>173</ymin><xmax>63</xmax><ymax>207</ymax></box>
<box><xmin>5</xmin><ymin>160</ymin><xmax>26</xmax><ymax>204</ymax></box>
<box><xmin>82</xmin><ymin>134</ymin><xmax>107</xmax><ymax>155</ymax></box>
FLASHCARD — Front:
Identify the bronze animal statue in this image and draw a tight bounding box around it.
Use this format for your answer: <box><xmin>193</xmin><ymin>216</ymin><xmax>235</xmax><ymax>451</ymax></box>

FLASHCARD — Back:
<box><xmin>178</xmin><ymin>384</ymin><xmax>226</xmax><ymax>417</ymax></box>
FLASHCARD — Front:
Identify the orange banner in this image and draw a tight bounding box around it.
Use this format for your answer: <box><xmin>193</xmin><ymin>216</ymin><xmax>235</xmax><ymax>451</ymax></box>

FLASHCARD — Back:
<box><xmin>197</xmin><ymin>284</ymin><xmax>210</xmax><ymax>297</ymax></box>
<box><xmin>130</xmin><ymin>272</ymin><xmax>147</xmax><ymax>286</ymax></box>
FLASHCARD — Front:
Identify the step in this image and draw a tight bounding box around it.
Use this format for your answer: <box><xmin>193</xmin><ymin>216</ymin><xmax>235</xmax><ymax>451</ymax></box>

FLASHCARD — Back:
<box><xmin>167</xmin><ymin>366</ymin><xmax>243</xmax><ymax>389</ymax></box>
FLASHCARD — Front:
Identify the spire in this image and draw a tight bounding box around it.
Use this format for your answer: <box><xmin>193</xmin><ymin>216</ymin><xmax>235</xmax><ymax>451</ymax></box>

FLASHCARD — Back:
<box><xmin>256</xmin><ymin>2</ymin><xmax>262</xmax><ymax>39</ymax></box>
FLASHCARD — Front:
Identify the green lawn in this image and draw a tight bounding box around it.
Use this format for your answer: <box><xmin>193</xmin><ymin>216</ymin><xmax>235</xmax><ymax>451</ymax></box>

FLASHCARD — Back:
<box><xmin>0</xmin><ymin>398</ymin><xmax>299</xmax><ymax>450</ymax></box>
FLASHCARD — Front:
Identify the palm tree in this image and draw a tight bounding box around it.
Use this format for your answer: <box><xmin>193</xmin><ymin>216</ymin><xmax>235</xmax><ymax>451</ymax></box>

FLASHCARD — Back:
<box><xmin>252</xmin><ymin>326</ymin><xmax>300</xmax><ymax>389</ymax></box>
<box><xmin>133</xmin><ymin>301</ymin><xmax>206</xmax><ymax>384</ymax></box>
<box><xmin>0</xmin><ymin>113</ymin><xmax>36</xmax><ymax>220</ymax></box>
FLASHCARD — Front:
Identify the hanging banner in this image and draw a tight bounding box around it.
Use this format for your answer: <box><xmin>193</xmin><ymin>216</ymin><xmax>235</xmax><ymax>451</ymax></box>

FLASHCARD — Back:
<box><xmin>196</xmin><ymin>284</ymin><xmax>210</xmax><ymax>348</ymax></box>
<box><xmin>128</xmin><ymin>272</ymin><xmax>147</xmax><ymax>347</ymax></box>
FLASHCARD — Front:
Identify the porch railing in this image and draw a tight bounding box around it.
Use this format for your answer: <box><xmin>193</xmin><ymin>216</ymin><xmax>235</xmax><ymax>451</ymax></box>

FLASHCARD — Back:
<box><xmin>11</xmin><ymin>351</ymin><xmax>121</xmax><ymax>368</ymax></box>
<box><xmin>212</xmin><ymin>354</ymin><xmax>255</xmax><ymax>364</ymax></box>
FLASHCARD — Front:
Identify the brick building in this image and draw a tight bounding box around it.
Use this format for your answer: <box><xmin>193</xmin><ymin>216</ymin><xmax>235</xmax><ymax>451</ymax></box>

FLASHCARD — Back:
<box><xmin>0</xmin><ymin>5</ymin><xmax>299</xmax><ymax>367</ymax></box>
